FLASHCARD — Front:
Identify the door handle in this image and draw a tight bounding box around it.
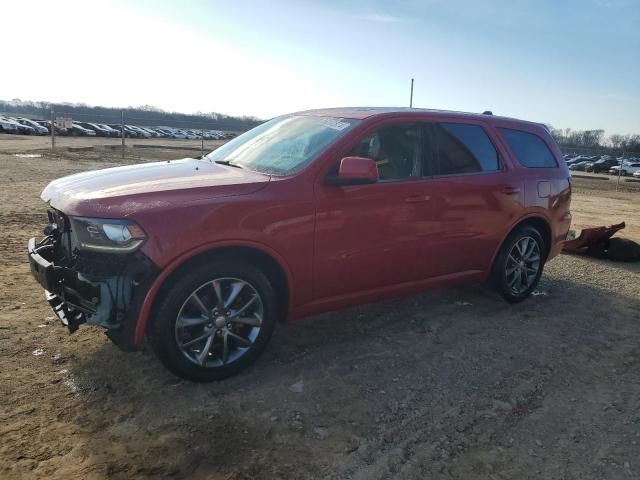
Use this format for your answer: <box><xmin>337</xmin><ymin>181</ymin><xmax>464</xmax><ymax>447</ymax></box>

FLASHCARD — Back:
<box><xmin>502</xmin><ymin>186</ymin><xmax>521</xmax><ymax>195</ymax></box>
<box><xmin>404</xmin><ymin>195</ymin><xmax>431</xmax><ymax>203</ymax></box>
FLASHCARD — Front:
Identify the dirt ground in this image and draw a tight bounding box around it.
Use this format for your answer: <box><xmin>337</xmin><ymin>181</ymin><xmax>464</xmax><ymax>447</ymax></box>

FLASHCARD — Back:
<box><xmin>1</xmin><ymin>140</ymin><xmax>639</xmax><ymax>480</ymax></box>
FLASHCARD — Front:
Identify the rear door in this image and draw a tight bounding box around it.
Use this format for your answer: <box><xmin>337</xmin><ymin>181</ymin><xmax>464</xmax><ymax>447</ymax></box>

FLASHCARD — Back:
<box><xmin>417</xmin><ymin>121</ymin><xmax>525</xmax><ymax>275</ymax></box>
<box><xmin>496</xmin><ymin>126</ymin><xmax>572</xmax><ymax>250</ymax></box>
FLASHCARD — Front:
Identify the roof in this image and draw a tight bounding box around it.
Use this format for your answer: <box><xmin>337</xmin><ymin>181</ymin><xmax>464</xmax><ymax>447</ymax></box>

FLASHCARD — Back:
<box><xmin>294</xmin><ymin>106</ymin><xmax>542</xmax><ymax>128</ymax></box>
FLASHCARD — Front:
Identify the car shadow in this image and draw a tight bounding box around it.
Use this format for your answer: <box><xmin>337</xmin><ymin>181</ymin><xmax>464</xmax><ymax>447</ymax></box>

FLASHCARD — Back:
<box><xmin>560</xmin><ymin>252</ymin><xmax>640</xmax><ymax>274</ymax></box>
<box><xmin>67</xmin><ymin>272</ymin><xmax>640</xmax><ymax>479</ymax></box>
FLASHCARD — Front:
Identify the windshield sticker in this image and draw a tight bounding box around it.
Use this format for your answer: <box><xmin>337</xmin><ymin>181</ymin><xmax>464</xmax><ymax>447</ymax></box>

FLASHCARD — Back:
<box><xmin>317</xmin><ymin>117</ymin><xmax>351</xmax><ymax>131</ymax></box>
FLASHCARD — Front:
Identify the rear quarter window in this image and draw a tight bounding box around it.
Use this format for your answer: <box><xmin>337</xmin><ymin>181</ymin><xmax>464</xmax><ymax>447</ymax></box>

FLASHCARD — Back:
<box><xmin>498</xmin><ymin>128</ymin><xmax>557</xmax><ymax>168</ymax></box>
<box><xmin>433</xmin><ymin>123</ymin><xmax>500</xmax><ymax>175</ymax></box>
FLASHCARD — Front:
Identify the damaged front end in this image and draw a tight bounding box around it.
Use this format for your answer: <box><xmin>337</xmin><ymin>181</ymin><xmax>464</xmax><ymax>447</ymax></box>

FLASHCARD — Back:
<box><xmin>28</xmin><ymin>209</ymin><xmax>158</xmax><ymax>351</ymax></box>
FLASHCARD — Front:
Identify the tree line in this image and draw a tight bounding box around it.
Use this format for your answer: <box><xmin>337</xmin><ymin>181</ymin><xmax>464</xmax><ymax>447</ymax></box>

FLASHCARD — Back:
<box><xmin>0</xmin><ymin>99</ymin><xmax>262</xmax><ymax>132</ymax></box>
<box><xmin>549</xmin><ymin>127</ymin><xmax>640</xmax><ymax>153</ymax></box>
<box><xmin>2</xmin><ymin>98</ymin><xmax>638</xmax><ymax>152</ymax></box>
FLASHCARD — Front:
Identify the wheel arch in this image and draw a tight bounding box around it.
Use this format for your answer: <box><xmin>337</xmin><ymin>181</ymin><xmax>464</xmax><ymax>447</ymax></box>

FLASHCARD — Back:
<box><xmin>134</xmin><ymin>242</ymin><xmax>293</xmax><ymax>345</ymax></box>
<box><xmin>492</xmin><ymin>214</ymin><xmax>552</xmax><ymax>268</ymax></box>
<box><xmin>517</xmin><ymin>216</ymin><xmax>552</xmax><ymax>259</ymax></box>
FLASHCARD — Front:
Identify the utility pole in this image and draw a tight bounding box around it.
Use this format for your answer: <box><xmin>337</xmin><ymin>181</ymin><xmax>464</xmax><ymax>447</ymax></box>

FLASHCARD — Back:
<box><xmin>50</xmin><ymin>108</ymin><xmax>55</xmax><ymax>150</ymax></box>
<box><xmin>201</xmin><ymin>127</ymin><xmax>205</xmax><ymax>158</ymax></box>
<box><xmin>121</xmin><ymin>110</ymin><xmax>125</xmax><ymax>159</ymax></box>
<box><xmin>409</xmin><ymin>78</ymin><xmax>414</xmax><ymax>108</ymax></box>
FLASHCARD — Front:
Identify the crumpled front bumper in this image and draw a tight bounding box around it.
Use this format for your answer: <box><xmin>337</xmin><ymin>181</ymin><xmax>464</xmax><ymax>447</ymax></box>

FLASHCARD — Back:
<box><xmin>28</xmin><ymin>237</ymin><xmax>100</xmax><ymax>331</ymax></box>
<box><xmin>28</xmin><ymin>236</ymin><xmax>159</xmax><ymax>351</ymax></box>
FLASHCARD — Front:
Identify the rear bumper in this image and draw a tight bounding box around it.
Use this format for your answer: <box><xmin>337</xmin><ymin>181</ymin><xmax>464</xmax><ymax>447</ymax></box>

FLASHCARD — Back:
<box><xmin>28</xmin><ymin>237</ymin><xmax>159</xmax><ymax>351</ymax></box>
<box><xmin>548</xmin><ymin>211</ymin><xmax>573</xmax><ymax>261</ymax></box>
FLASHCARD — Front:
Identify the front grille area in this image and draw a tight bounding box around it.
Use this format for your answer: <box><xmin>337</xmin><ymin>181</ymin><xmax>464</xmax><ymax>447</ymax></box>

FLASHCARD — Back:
<box><xmin>46</xmin><ymin>209</ymin><xmax>73</xmax><ymax>267</ymax></box>
<box><xmin>73</xmin><ymin>251</ymin><xmax>131</xmax><ymax>277</ymax></box>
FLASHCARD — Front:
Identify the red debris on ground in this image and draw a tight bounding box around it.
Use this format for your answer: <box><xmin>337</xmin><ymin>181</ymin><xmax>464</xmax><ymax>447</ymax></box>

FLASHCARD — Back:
<box><xmin>563</xmin><ymin>222</ymin><xmax>625</xmax><ymax>256</ymax></box>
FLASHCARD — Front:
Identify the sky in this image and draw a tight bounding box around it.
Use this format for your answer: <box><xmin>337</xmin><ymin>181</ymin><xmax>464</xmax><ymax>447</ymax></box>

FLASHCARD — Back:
<box><xmin>2</xmin><ymin>0</ymin><xmax>639</xmax><ymax>134</ymax></box>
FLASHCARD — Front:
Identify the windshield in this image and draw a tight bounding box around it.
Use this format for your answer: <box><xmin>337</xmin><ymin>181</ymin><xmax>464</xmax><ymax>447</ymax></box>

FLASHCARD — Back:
<box><xmin>205</xmin><ymin>115</ymin><xmax>360</xmax><ymax>175</ymax></box>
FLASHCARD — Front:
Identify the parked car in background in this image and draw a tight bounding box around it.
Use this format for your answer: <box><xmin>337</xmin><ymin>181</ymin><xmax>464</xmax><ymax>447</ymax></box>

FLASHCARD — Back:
<box><xmin>28</xmin><ymin>107</ymin><xmax>571</xmax><ymax>381</ymax></box>
<box><xmin>569</xmin><ymin>161</ymin><xmax>592</xmax><ymax>171</ymax></box>
<box><xmin>78</xmin><ymin>122</ymin><xmax>118</xmax><ymax>137</ymax></box>
<box><xmin>108</xmin><ymin>124</ymin><xmax>139</xmax><ymax>137</ymax></box>
<box><xmin>36</xmin><ymin>120</ymin><xmax>68</xmax><ymax>136</ymax></box>
<box><xmin>566</xmin><ymin>156</ymin><xmax>587</xmax><ymax>166</ymax></box>
<box><xmin>76</xmin><ymin>122</ymin><xmax>110</xmax><ymax>137</ymax></box>
<box><xmin>5</xmin><ymin>117</ymin><xmax>36</xmax><ymax>135</ymax></box>
<box><xmin>611</xmin><ymin>161</ymin><xmax>640</xmax><ymax>176</ymax></box>
<box><xmin>68</xmin><ymin>123</ymin><xmax>96</xmax><ymax>136</ymax></box>
<box><xmin>172</xmin><ymin>130</ymin><xmax>189</xmax><ymax>139</ymax></box>
<box><xmin>97</xmin><ymin>124</ymin><xmax>121</xmax><ymax>137</ymax></box>
<box><xmin>154</xmin><ymin>128</ymin><xmax>174</xmax><ymax>137</ymax></box>
<box><xmin>141</xmin><ymin>127</ymin><xmax>162</xmax><ymax>137</ymax></box>
<box><xmin>150</xmin><ymin>128</ymin><xmax>170</xmax><ymax>137</ymax></box>
<box><xmin>15</xmin><ymin>118</ymin><xmax>49</xmax><ymax>135</ymax></box>
<box><xmin>135</xmin><ymin>127</ymin><xmax>154</xmax><ymax>137</ymax></box>
<box><xmin>0</xmin><ymin>116</ymin><xmax>20</xmax><ymax>134</ymax></box>
<box><xmin>162</xmin><ymin>129</ymin><xmax>187</xmax><ymax>139</ymax></box>
<box><xmin>127</xmin><ymin>125</ymin><xmax>151</xmax><ymax>138</ymax></box>
<box><xmin>587</xmin><ymin>157</ymin><xmax>619</xmax><ymax>173</ymax></box>
<box><xmin>182</xmin><ymin>130</ymin><xmax>198</xmax><ymax>139</ymax></box>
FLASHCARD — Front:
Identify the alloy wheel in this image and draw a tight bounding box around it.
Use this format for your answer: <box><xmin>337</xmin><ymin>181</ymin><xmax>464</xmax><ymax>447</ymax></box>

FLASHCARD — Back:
<box><xmin>505</xmin><ymin>236</ymin><xmax>541</xmax><ymax>294</ymax></box>
<box><xmin>174</xmin><ymin>277</ymin><xmax>264</xmax><ymax>368</ymax></box>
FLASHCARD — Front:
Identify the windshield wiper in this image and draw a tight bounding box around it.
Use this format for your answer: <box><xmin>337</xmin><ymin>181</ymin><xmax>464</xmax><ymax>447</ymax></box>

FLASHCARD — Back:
<box><xmin>213</xmin><ymin>159</ymin><xmax>243</xmax><ymax>169</ymax></box>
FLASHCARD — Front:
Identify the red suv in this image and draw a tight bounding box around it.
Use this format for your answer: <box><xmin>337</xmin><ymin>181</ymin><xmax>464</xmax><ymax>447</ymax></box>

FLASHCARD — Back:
<box><xmin>28</xmin><ymin>108</ymin><xmax>572</xmax><ymax>381</ymax></box>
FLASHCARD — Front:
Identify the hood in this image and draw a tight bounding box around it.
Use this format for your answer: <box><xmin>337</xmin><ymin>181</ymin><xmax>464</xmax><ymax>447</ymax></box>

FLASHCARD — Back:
<box><xmin>41</xmin><ymin>158</ymin><xmax>270</xmax><ymax>218</ymax></box>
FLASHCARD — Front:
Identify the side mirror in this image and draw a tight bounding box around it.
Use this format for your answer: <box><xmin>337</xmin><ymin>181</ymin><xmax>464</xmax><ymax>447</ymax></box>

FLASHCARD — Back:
<box><xmin>327</xmin><ymin>156</ymin><xmax>378</xmax><ymax>185</ymax></box>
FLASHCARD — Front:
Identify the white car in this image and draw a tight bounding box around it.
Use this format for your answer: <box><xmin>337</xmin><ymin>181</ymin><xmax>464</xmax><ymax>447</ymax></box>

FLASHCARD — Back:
<box><xmin>0</xmin><ymin>116</ymin><xmax>20</xmax><ymax>133</ymax></box>
<box><xmin>618</xmin><ymin>162</ymin><xmax>640</xmax><ymax>176</ymax></box>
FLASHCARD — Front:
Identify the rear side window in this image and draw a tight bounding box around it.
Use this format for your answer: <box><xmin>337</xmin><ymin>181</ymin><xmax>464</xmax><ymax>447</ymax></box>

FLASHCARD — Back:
<box><xmin>431</xmin><ymin>123</ymin><xmax>499</xmax><ymax>175</ymax></box>
<box><xmin>499</xmin><ymin>128</ymin><xmax>557</xmax><ymax>168</ymax></box>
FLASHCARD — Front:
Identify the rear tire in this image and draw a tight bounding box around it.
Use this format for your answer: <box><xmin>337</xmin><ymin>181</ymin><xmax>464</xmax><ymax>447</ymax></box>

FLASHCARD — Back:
<box><xmin>149</xmin><ymin>259</ymin><xmax>277</xmax><ymax>382</ymax></box>
<box><xmin>491</xmin><ymin>225</ymin><xmax>545</xmax><ymax>303</ymax></box>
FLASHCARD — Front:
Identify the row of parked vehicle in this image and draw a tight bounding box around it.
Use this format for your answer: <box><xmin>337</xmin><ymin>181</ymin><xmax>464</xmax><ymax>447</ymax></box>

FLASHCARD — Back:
<box><xmin>0</xmin><ymin>115</ymin><xmax>236</xmax><ymax>140</ymax></box>
<box><xmin>565</xmin><ymin>154</ymin><xmax>640</xmax><ymax>178</ymax></box>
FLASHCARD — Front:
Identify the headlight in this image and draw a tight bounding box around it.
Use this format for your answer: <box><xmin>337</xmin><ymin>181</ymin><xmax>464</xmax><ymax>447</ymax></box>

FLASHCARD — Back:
<box><xmin>70</xmin><ymin>217</ymin><xmax>147</xmax><ymax>253</ymax></box>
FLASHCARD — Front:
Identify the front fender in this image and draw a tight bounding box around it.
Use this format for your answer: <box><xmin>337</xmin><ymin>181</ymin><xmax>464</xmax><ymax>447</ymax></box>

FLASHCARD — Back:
<box><xmin>133</xmin><ymin>239</ymin><xmax>294</xmax><ymax>345</ymax></box>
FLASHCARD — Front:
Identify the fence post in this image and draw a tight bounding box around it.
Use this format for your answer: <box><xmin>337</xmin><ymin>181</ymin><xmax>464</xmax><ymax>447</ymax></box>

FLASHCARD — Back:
<box><xmin>616</xmin><ymin>150</ymin><xmax>624</xmax><ymax>191</ymax></box>
<box><xmin>121</xmin><ymin>110</ymin><xmax>125</xmax><ymax>159</ymax></box>
<box><xmin>201</xmin><ymin>127</ymin><xmax>205</xmax><ymax>157</ymax></box>
<box><xmin>50</xmin><ymin>109</ymin><xmax>55</xmax><ymax>150</ymax></box>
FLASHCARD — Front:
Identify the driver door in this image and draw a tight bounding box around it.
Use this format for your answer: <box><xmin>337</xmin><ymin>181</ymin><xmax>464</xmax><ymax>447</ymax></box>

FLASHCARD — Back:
<box><xmin>313</xmin><ymin>122</ymin><xmax>439</xmax><ymax>300</ymax></box>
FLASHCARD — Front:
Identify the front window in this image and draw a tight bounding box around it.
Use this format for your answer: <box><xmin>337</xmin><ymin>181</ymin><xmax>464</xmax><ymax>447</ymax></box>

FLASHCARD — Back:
<box><xmin>206</xmin><ymin>115</ymin><xmax>360</xmax><ymax>176</ymax></box>
<box><xmin>349</xmin><ymin>123</ymin><xmax>422</xmax><ymax>181</ymax></box>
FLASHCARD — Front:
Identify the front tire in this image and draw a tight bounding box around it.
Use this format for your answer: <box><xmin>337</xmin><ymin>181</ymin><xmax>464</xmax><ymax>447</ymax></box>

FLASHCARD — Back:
<box><xmin>491</xmin><ymin>225</ymin><xmax>545</xmax><ymax>303</ymax></box>
<box><xmin>150</xmin><ymin>259</ymin><xmax>277</xmax><ymax>382</ymax></box>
